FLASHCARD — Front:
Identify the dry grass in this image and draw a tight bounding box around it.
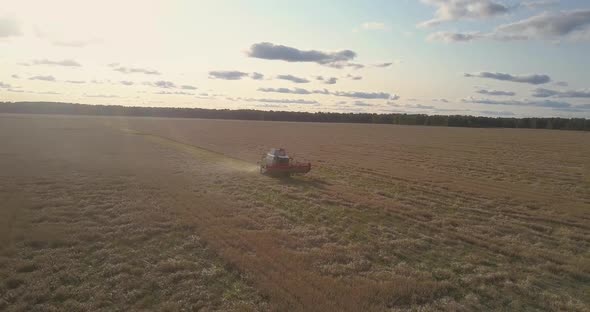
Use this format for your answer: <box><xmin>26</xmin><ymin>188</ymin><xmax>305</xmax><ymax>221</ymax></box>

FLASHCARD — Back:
<box><xmin>1</xmin><ymin>113</ymin><xmax>589</xmax><ymax>311</ymax></box>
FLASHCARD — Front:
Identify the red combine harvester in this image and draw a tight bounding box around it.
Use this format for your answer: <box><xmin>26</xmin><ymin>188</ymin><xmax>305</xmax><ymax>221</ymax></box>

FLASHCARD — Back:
<box><xmin>260</xmin><ymin>148</ymin><xmax>311</xmax><ymax>176</ymax></box>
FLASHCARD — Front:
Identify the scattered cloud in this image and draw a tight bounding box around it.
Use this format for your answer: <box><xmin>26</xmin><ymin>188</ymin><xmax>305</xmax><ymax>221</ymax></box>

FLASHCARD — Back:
<box><xmin>316</xmin><ymin>76</ymin><xmax>338</xmax><ymax>84</ymax></box>
<box><xmin>234</xmin><ymin>97</ymin><xmax>318</xmax><ymax>105</ymax></box>
<box><xmin>209</xmin><ymin>70</ymin><xmax>249</xmax><ymax>80</ymax></box>
<box><xmin>181</xmin><ymin>85</ymin><xmax>197</xmax><ymax>90</ymax></box>
<box><xmin>255</xmin><ymin>98</ymin><xmax>317</xmax><ymax>105</ymax></box>
<box><xmin>65</xmin><ymin>80</ymin><xmax>85</xmax><ymax>84</ymax></box>
<box><xmin>427</xmin><ymin>31</ymin><xmax>483</xmax><ymax>42</ymax></box>
<box><xmin>11</xmin><ymin>74</ymin><xmax>20</xmax><ymax>79</ymax></box>
<box><xmin>476</xmin><ymin>89</ymin><xmax>516</xmax><ymax>96</ymax></box>
<box><xmin>433</xmin><ymin>98</ymin><xmax>449</xmax><ymax>102</ymax></box>
<box><xmin>32</xmin><ymin>59</ymin><xmax>81</xmax><ymax>67</ymax></box>
<box><xmin>532</xmin><ymin>88</ymin><xmax>590</xmax><ymax>98</ymax></box>
<box><xmin>478</xmin><ymin>110</ymin><xmax>516</xmax><ymax>116</ymax></box>
<box><xmin>463</xmin><ymin>97</ymin><xmax>582</xmax><ymax>110</ymax></box>
<box><xmin>373</xmin><ymin>62</ymin><xmax>393</xmax><ymax>68</ymax></box>
<box><xmin>324</xmin><ymin>77</ymin><xmax>338</xmax><ymax>85</ymax></box>
<box><xmin>332</xmin><ymin>91</ymin><xmax>394</xmax><ymax>100</ymax></box>
<box><xmin>29</xmin><ymin>75</ymin><xmax>56</xmax><ymax>82</ymax></box>
<box><xmin>120</xmin><ymin>81</ymin><xmax>134</xmax><ymax>86</ymax></box>
<box><xmin>276</xmin><ymin>74</ymin><xmax>310</xmax><ymax>84</ymax></box>
<box><xmin>258</xmin><ymin>87</ymin><xmax>312</xmax><ymax>95</ymax></box>
<box><xmin>554</xmin><ymin>81</ymin><xmax>569</xmax><ymax>87</ymax></box>
<box><xmin>0</xmin><ymin>17</ymin><xmax>22</xmax><ymax>37</ymax></box>
<box><xmin>353</xmin><ymin>101</ymin><xmax>375</xmax><ymax>107</ymax></box>
<box><xmin>419</xmin><ymin>0</ymin><xmax>510</xmax><ymax>28</ymax></box>
<box><xmin>250</xmin><ymin>72</ymin><xmax>264</xmax><ymax>80</ymax></box>
<box><xmin>494</xmin><ymin>9</ymin><xmax>590</xmax><ymax>41</ymax></box>
<box><xmin>247</xmin><ymin>42</ymin><xmax>357</xmax><ymax>68</ymax></box>
<box><xmin>257</xmin><ymin>87</ymin><xmax>397</xmax><ymax>100</ymax></box>
<box><xmin>113</xmin><ymin>66</ymin><xmax>160</xmax><ymax>75</ymax></box>
<box><xmin>360</xmin><ymin>22</ymin><xmax>389</xmax><ymax>31</ymax></box>
<box><xmin>426</xmin><ymin>10</ymin><xmax>590</xmax><ymax>43</ymax></box>
<box><xmin>465</xmin><ymin>72</ymin><xmax>551</xmax><ymax>84</ymax></box>
<box><xmin>153</xmin><ymin>81</ymin><xmax>176</xmax><ymax>88</ymax></box>
<box><xmin>0</xmin><ymin>81</ymin><xmax>12</xmax><ymax>88</ymax></box>
<box><xmin>155</xmin><ymin>91</ymin><xmax>194</xmax><ymax>95</ymax></box>
<box><xmin>345</xmin><ymin>74</ymin><xmax>362</xmax><ymax>80</ymax></box>
<box><xmin>521</xmin><ymin>1</ymin><xmax>558</xmax><ymax>10</ymax></box>
<box><xmin>85</xmin><ymin>94</ymin><xmax>119</xmax><ymax>98</ymax></box>
<box><xmin>407</xmin><ymin>104</ymin><xmax>436</xmax><ymax>109</ymax></box>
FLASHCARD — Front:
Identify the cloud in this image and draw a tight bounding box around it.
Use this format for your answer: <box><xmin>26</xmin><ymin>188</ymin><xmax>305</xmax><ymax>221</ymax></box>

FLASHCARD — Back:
<box><xmin>427</xmin><ymin>10</ymin><xmax>590</xmax><ymax>43</ymax></box>
<box><xmin>11</xmin><ymin>74</ymin><xmax>19</xmax><ymax>79</ymax></box>
<box><xmin>339</xmin><ymin>63</ymin><xmax>364</xmax><ymax>69</ymax></box>
<box><xmin>332</xmin><ymin>91</ymin><xmax>393</xmax><ymax>100</ymax></box>
<box><xmin>0</xmin><ymin>17</ymin><xmax>21</xmax><ymax>37</ymax></box>
<box><xmin>155</xmin><ymin>91</ymin><xmax>194</xmax><ymax>95</ymax></box>
<box><xmin>113</xmin><ymin>66</ymin><xmax>160</xmax><ymax>75</ymax></box>
<box><xmin>427</xmin><ymin>31</ymin><xmax>483</xmax><ymax>42</ymax></box>
<box><xmin>532</xmin><ymin>88</ymin><xmax>590</xmax><ymax>98</ymax></box>
<box><xmin>353</xmin><ymin>101</ymin><xmax>375</xmax><ymax>107</ymax></box>
<box><xmin>209</xmin><ymin>70</ymin><xmax>249</xmax><ymax>80</ymax></box>
<box><xmin>361</xmin><ymin>22</ymin><xmax>388</xmax><ymax>31</ymax></box>
<box><xmin>85</xmin><ymin>94</ymin><xmax>119</xmax><ymax>98</ymax></box>
<box><xmin>434</xmin><ymin>98</ymin><xmax>449</xmax><ymax>102</ymax></box>
<box><xmin>276</xmin><ymin>74</ymin><xmax>310</xmax><ymax>84</ymax></box>
<box><xmin>316</xmin><ymin>76</ymin><xmax>338</xmax><ymax>84</ymax></box>
<box><xmin>29</xmin><ymin>75</ymin><xmax>56</xmax><ymax>82</ymax></box>
<box><xmin>464</xmin><ymin>97</ymin><xmax>576</xmax><ymax>109</ymax></box>
<box><xmin>476</xmin><ymin>89</ymin><xmax>516</xmax><ymax>96</ymax></box>
<box><xmin>345</xmin><ymin>74</ymin><xmax>362</xmax><ymax>80</ymax></box>
<box><xmin>237</xmin><ymin>97</ymin><xmax>318</xmax><ymax>105</ymax></box>
<box><xmin>419</xmin><ymin>0</ymin><xmax>510</xmax><ymax>27</ymax></box>
<box><xmin>494</xmin><ymin>10</ymin><xmax>590</xmax><ymax>41</ymax></box>
<box><xmin>65</xmin><ymin>80</ymin><xmax>85</xmax><ymax>84</ymax></box>
<box><xmin>258</xmin><ymin>87</ymin><xmax>397</xmax><ymax>100</ymax></box>
<box><xmin>372</xmin><ymin>62</ymin><xmax>393</xmax><ymax>68</ymax></box>
<box><xmin>554</xmin><ymin>81</ymin><xmax>569</xmax><ymax>87</ymax></box>
<box><xmin>478</xmin><ymin>110</ymin><xmax>516</xmax><ymax>116</ymax></box>
<box><xmin>250</xmin><ymin>72</ymin><xmax>264</xmax><ymax>80</ymax></box>
<box><xmin>324</xmin><ymin>77</ymin><xmax>338</xmax><ymax>85</ymax></box>
<box><xmin>153</xmin><ymin>81</ymin><xmax>176</xmax><ymax>88</ymax></box>
<box><xmin>258</xmin><ymin>87</ymin><xmax>312</xmax><ymax>95</ymax></box>
<box><xmin>0</xmin><ymin>81</ymin><xmax>12</xmax><ymax>88</ymax></box>
<box><xmin>247</xmin><ymin>42</ymin><xmax>357</xmax><ymax>68</ymax></box>
<box><xmin>120</xmin><ymin>81</ymin><xmax>134</xmax><ymax>86</ymax></box>
<box><xmin>181</xmin><ymin>85</ymin><xmax>197</xmax><ymax>90</ymax></box>
<box><xmin>256</xmin><ymin>98</ymin><xmax>317</xmax><ymax>105</ymax></box>
<box><xmin>465</xmin><ymin>72</ymin><xmax>551</xmax><ymax>84</ymax></box>
<box><xmin>406</xmin><ymin>104</ymin><xmax>436</xmax><ymax>110</ymax></box>
<box><xmin>32</xmin><ymin>59</ymin><xmax>81</xmax><ymax>67</ymax></box>
<box><xmin>521</xmin><ymin>1</ymin><xmax>558</xmax><ymax>10</ymax></box>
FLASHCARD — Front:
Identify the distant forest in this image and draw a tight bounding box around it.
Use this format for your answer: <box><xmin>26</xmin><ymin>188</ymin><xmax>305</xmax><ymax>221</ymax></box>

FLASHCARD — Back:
<box><xmin>1</xmin><ymin>101</ymin><xmax>589</xmax><ymax>131</ymax></box>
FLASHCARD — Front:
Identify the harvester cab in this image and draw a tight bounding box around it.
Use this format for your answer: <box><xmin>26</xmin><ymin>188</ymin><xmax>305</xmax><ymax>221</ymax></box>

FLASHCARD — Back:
<box><xmin>260</xmin><ymin>148</ymin><xmax>311</xmax><ymax>176</ymax></box>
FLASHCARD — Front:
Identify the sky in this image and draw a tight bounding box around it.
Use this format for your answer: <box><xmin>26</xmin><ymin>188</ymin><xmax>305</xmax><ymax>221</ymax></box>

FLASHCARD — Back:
<box><xmin>1</xmin><ymin>0</ymin><xmax>590</xmax><ymax>118</ymax></box>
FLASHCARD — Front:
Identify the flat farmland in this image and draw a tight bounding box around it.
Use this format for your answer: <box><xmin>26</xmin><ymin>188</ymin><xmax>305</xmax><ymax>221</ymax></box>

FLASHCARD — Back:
<box><xmin>1</xmin><ymin>113</ymin><xmax>589</xmax><ymax>311</ymax></box>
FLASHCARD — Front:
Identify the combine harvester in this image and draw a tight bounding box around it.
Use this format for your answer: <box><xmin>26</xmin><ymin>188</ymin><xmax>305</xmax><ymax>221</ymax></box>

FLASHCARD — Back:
<box><xmin>260</xmin><ymin>148</ymin><xmax>311</xmax><ymax>176</ymax></box>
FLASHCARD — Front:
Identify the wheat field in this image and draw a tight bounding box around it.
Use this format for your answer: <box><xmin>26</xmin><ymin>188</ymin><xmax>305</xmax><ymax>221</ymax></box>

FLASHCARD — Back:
<box><xmin>1</xmin><ymin>113</ymin><xmax>588</xmax><ymax>311</ymax></box>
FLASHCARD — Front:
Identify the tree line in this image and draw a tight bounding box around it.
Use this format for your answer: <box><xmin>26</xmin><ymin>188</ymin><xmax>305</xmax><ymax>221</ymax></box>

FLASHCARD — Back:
<box><xmin>1</xmin><ymin>101</ymin><xmax>588</xmax><ymax>131</ymax></box>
